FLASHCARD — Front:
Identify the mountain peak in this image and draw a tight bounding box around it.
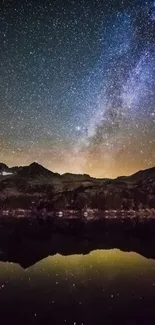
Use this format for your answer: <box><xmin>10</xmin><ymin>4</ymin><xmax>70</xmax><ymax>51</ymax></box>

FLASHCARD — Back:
<box><xmin>0</xmin><ymin>163</ymin><xmax>9</xmax><ymax>172</ymax></box>
<box><xmin>29</xmin><ymin>162</ymin><xmax>42</xmax><ymax>168</ymax></box>
<box><xmin>17</xmin><ymin>162</ymin><xmax>53</xmax><ymax>178</ymax></box>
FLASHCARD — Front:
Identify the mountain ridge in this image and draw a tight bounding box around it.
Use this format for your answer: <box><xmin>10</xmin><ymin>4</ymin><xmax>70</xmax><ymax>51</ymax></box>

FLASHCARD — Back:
<box><xmin>1</xmin><ymin>161</ymin><xmax>155</xmax><ymax>180</ymax></box>
<box><xmin>0</xmin><ymin>162</ymin><xmax>155</xmax><ymax>211</ymax></box>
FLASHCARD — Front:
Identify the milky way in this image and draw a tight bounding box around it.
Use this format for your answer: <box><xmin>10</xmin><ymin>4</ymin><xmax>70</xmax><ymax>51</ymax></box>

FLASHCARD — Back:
<box><xmin>0</xmin><ymin>0</ymin><xmax>155</xmax><ymax>177</ymax></box>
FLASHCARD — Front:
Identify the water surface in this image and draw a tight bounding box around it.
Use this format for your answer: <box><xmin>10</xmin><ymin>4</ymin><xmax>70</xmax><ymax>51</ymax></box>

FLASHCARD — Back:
<box><xmin>0</xmin><ymin>249</ymin><xmax>155</xmax><ymax>324</ymax></box>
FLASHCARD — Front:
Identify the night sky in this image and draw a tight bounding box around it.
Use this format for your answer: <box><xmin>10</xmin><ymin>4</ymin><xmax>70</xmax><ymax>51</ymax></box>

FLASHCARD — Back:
<box><xmin>1</xmin><ymin>0</ymin><xmax>155</xmax><ymax>178</ymax></box>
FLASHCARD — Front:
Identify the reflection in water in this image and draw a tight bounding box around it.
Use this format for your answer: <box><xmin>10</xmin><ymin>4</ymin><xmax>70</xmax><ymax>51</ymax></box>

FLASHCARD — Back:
<box><xmin>0</xmin><ymin>249</ymin><xmax>155</xmax><ymax>324</ymax></box>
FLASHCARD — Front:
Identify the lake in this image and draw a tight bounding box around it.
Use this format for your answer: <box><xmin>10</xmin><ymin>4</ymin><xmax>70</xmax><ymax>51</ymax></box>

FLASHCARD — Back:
<box><xmin>0</xmin><ymin>249</ymin><xmax>155</xmax><ymax>324</ymax></box>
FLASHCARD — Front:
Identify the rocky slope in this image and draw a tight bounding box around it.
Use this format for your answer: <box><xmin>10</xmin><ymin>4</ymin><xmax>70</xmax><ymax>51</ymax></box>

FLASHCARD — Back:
<box><xmin>0</xmin><ymin>162</ymin><xmax>155</xmax><ymax>210</ymax></box>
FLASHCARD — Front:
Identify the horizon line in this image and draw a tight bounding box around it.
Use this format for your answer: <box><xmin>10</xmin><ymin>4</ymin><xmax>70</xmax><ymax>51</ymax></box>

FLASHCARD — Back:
<box><xmin>1</xmin><ymin>161</ymin><xmax>155</xmax><ymax>180</ymax></box>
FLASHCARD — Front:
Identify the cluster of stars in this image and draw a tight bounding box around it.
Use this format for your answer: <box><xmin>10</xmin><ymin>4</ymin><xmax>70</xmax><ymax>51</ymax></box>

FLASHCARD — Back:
<box><xmin>0</xmin><ymin>0</ymin><xmax>155</xmax><ymax>177</ymax></box>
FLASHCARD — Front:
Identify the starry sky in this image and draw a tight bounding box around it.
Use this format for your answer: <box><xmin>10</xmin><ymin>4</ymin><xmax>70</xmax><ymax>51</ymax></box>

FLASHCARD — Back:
<box><xmin>0</xmin><ymin>0</ymin><xmax>155</xmax><ymax>178</ymax></box>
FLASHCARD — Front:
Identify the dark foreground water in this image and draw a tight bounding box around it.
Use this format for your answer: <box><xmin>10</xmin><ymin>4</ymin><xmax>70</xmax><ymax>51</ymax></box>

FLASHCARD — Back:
<box><xmin>0</xmin><ymin>249</ymin><xmax>155</xmax><ymax>325</ymax></box>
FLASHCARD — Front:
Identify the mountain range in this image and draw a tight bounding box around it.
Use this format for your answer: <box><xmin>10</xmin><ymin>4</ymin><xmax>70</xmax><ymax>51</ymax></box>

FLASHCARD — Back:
<box><xmin>0</xmin><ymin>162</ymin><xmax>155</xmax><ymax>210</ymax></box>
